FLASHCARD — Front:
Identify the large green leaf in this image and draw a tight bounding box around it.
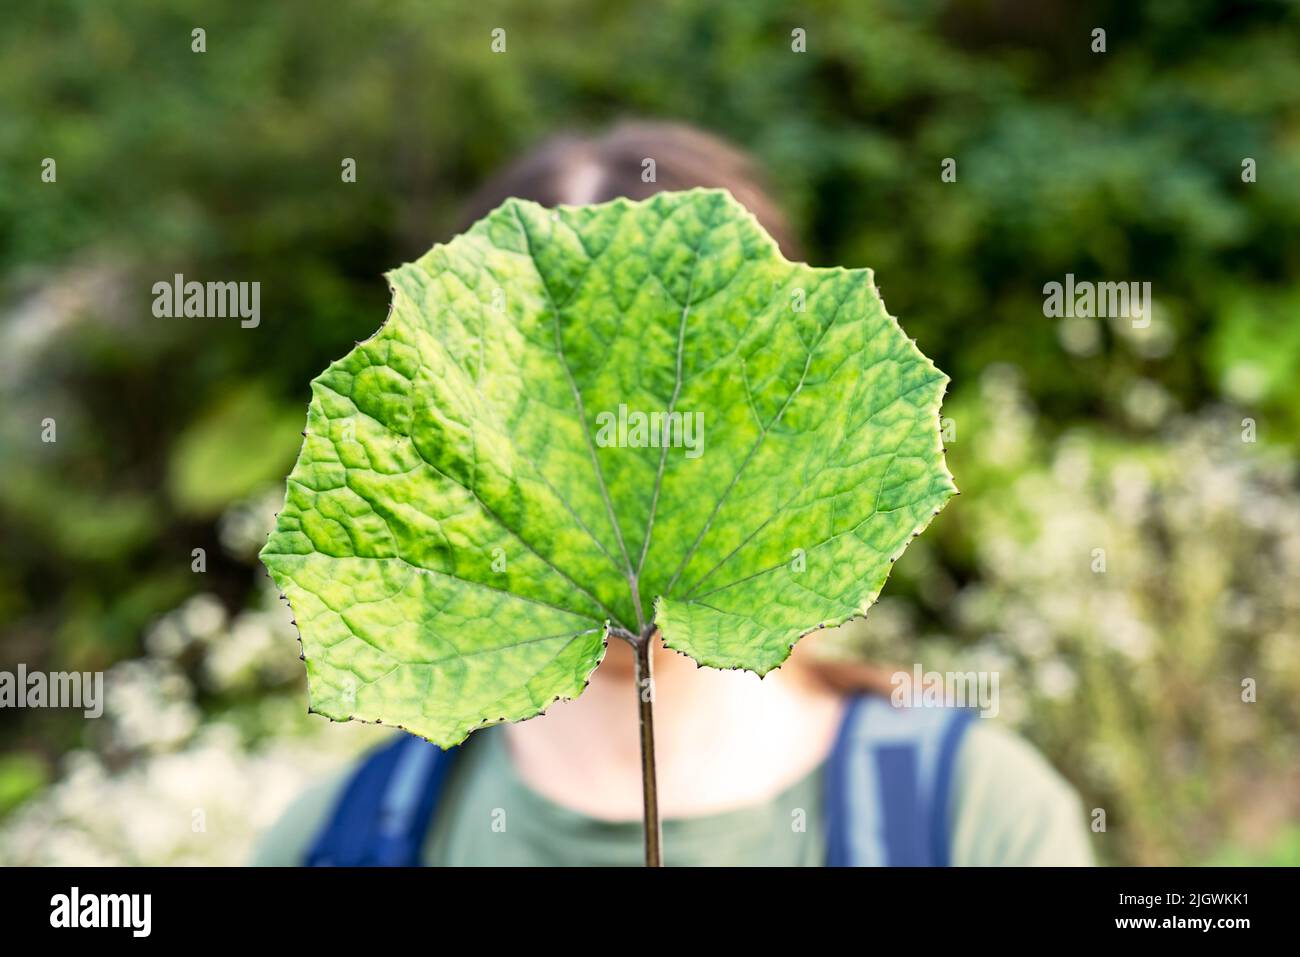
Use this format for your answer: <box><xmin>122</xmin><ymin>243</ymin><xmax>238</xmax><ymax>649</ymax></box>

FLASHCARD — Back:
<box><xmin>261</xmin><ymin>189</ymin><xmax>954</xmax><ymax>747</ymax></box>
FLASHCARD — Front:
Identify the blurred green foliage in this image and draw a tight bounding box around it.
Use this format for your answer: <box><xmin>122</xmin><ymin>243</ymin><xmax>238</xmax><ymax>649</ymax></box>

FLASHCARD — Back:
<box><xmin>1</xmin><ymin>0</ymin><xmax>1297</xmax><ymax>864</ymax></box>
<box><xmin>166</xmin><ymin>385</ymin><xmax>303</xmax><ymax>517</ymax></box>
<box><xmin>0</xmin><ymin>753</ymin><xmax>48</xmax><ymax>816</ymax></box>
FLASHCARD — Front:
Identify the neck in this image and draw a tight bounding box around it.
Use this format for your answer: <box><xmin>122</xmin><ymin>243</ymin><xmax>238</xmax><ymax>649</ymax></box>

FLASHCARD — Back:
<box><xmin>503</xmin><ymin>634</ymin><xmax>845</xmax><ymax>821</ymax></box>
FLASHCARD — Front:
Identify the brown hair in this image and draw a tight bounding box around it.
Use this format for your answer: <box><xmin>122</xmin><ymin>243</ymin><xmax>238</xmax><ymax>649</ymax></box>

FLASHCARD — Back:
<box><xmin>458</xmin><ymin>120</ymin><xmax>802</xmax><ymax>259</ymax></box>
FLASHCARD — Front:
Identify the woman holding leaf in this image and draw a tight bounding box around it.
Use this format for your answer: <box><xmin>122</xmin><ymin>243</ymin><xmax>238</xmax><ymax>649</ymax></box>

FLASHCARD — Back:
<box><xmin>253</xmin><ymin>122</ymin><xmax>1093</xmax><ymax>868</ymax></box>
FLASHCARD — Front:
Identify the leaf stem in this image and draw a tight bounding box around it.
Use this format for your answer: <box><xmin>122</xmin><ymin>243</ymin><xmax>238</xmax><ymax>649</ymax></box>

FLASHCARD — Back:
<box><xmin>613</xmin><ymin>623</ymin><xmax>663</xmax><ymax>867</ymax></box>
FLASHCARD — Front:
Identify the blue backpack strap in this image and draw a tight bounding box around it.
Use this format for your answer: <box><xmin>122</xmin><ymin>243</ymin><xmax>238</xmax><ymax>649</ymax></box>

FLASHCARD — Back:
<box><xmin>305</xmin><ymin>732</ymin><xmax>458</xmax><ymax>867</ymax></box>
<box><xmin>825</xmin><ymin>694</ymin><xmax>976</xmax><ymax>867</ymax></box>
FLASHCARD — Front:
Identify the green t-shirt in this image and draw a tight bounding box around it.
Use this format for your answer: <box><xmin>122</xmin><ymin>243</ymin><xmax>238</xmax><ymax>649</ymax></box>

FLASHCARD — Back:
<box><xmin>252</xmin><ymin>719</ymin><xmax>1095</xmax><ymax>866</ymax></box>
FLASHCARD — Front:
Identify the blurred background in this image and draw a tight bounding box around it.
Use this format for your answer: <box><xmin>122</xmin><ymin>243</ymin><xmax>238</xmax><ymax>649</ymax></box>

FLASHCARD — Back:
<box><xmin>2</xmin><ymin>0</ymin><xmax>1298</xmax><ymax>865</ymax></box>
